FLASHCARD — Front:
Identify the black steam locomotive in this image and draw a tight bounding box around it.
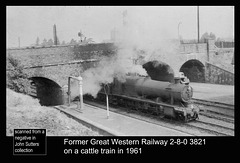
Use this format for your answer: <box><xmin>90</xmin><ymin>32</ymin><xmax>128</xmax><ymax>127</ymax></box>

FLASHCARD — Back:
<box><xmin>96</xmin><ymin>75</ymin><xmax>199</xmax><ymax>122</ymax></box>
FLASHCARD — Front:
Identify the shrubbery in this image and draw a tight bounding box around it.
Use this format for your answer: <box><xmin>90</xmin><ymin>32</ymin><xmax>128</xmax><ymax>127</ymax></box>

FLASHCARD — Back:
<box><xmin>7</xmin><ymin>54</ymin><xmax>32</xmax><ymax>94</ymax></box>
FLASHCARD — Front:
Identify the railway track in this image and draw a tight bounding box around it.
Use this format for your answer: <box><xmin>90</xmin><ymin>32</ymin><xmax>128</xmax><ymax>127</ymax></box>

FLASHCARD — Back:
<box><xmin>83</xmin><ymin>99</ymin><xmax>234</xmax><ymax>136</ymax></box>
<box><xmin>28</xmin><ymin>86</ymin><xmax>234</xmax><ymax>136</ymax></box>
<box><xmin>196</xmin><ymin>119</ymin><xmax>234</xmax><ymax>131</ymax></box>
<box><xmin>192</xmin><ymin>98</ymin><xmax>234</xmax><ymax>118</ymax></box>
<box><xmin>192</xmin><ymin>98</ymin><xmax>234</xmax><ymax>109</ymax></box>
<box><xmin>199</xmin><ymin>111</ymin><xmax>234</xmax><ymax>123</ymax></box>
<box><xmin>186</xmin><ymin>118</ymin><xmax>234</xmax><ymax>136</ymax></box>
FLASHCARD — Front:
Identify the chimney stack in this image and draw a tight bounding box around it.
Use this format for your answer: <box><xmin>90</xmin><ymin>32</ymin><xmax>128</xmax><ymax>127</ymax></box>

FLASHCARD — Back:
<box><xmin>53</xmin><ymin>24</ymin><xmax>57</xmax><ymax>45</ymax></box>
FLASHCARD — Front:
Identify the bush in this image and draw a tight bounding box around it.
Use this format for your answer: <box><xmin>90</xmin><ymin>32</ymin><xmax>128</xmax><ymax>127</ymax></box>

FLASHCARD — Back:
<box><xmin>7</xmin><ymin>54</ymin><xmax>32</xmax><ymax>94</ymax></box>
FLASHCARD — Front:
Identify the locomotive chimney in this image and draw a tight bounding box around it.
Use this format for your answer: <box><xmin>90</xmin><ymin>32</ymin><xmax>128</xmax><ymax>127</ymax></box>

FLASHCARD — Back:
<box><xmin>174</xmin><ymin>77</ymin><xmax>181</xmax><ymax>84</ymax></box>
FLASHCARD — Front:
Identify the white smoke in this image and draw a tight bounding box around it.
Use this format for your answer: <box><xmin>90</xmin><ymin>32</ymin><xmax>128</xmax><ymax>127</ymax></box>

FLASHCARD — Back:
<box><xmin>71</xmin><ymin>9</ymin><xmax>181</xmax><ymax>98</ymax></box>
<box><xmin>115</xmin><ymin>9</ymin><xmax>181</xmax><ymax>71</ymax></box>
<box><xmin>80</xmin><ymin>48</ymin><xmax>148</xmax><ymax>98</ymax></box>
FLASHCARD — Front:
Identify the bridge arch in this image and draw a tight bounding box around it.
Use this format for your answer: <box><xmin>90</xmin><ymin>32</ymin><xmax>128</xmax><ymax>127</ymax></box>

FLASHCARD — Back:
<box><xmin>179</xmin><ymin>59</ymin><xmax>205</xmax><ymax>82</ymax></box>
<box><xmin>29</xmin><ymin>77</ymin><xmax>65</xmax><ymax>106</ymax></box>
<box><xmin>142</xmin><ymin>60</ymin><xmax>174</xmax><ymax>82</ymax></box>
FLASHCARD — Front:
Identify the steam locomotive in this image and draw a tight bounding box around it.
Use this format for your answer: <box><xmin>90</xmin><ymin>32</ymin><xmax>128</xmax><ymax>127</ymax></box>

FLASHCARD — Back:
<box><xmin>96</xmin><ymin>74</ymin><xmax>199</xmax><ymax>122</ymax></box>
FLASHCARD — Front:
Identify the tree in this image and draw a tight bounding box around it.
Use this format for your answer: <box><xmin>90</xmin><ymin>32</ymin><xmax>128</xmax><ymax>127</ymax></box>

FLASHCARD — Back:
<box><xmin>200</xmin><ymin>32</ymin><xmax>209</xmax><ymax>42</ymax></box>
<box><xmin>7</xmin><ymin>55</ymin><xmax>33</xmax><ymax>94</ymax></box>
<box><xmin>57</xmin><ymin>37</ymin><xmax>60</xmax><ymax>45</ymax></box>
<box><xmin>200</xmin><ymin>32</ymin><xmax>217</xmax><ymax>42</ymax></box>
<box><xmin>36</xmin><ymin>37</ymin><xmax>40</xmax><ymax>46</ymax></box>
<box><xmin>216</xmin><ymin>37</ymin><xmax>222</xmax><ymax>42</ymax></box>
<box><xmin>209</xmin><ymin>32</ymin><xmax>216</xmax><ymax>40</ymax></box>
<box><xmin>70</xmin><ymin>39</ymin><xmax>77</xmax><ymax>45</ymax></box>
<box><xmin>61</xmin><ymin>41</ymin><xmax>66</xmax><ymax>45</ymax></box>
<box><xmin>78</xmin><ymin>31</ymin><xmax>85</xmax><ymax>42</ymax></box>
<box><xmin>41</xmin><ymin>38</ymin><xmax>48</xmax><ymax>46</ymax></box>
<box><xmin>47</xmin><ymin>39</ymin><xmax>54</xmax><ymax>46</ymax></box>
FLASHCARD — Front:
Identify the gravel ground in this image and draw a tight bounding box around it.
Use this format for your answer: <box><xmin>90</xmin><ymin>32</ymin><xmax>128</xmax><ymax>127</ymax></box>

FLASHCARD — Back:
<box><xmin>6</xmin><ymin>88</ymin><xmax>101</xmax><ymax>136</ymax></box>
<box><xmin>208</xmin><ymin>95</ymin><xmax>234</xmax><ymax>105</ymax></box>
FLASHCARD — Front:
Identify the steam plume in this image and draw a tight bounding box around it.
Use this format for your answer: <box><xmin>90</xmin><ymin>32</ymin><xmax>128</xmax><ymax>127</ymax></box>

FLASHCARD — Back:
<box><xmin>71</xmin><ymin>9</ymin><xmax>181</xmax><ymax>98</ymax></box>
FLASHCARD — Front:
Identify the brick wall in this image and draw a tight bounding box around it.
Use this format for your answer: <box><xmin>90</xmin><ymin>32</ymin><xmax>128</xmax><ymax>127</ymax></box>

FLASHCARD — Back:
<box><xmin>7</xmin><ymin>43</ymin><xmax>117</xmax><ymax>67</ymax></box>
<box><xmin>7</xmin><ymin>43</ymin><xmax>117</xmax><ymax>86</ymax></box>
<box><xmin>205</xmin><ymin>62</ymin><xmax>234</xmax><ymax>85</ymax></box>
<box><xmin>7</xmin><ymin>41</ymin><xmax>234</xmax><ymax>87</ymax></box>
<box><xmin>7</xmin><ymin>46</ymin><xmax>74</xmax><ymax>67</ymax></box>
<box><xmin>180</xmin><ymin>43</ymin><xmax>207</xmax><ymax>53</ymax></box>
<box><xmin>209</xmin><ymin>48</ymin><xmax>234</xmax><ymax>73</ymax></box>
<box><xmin>23</xmin><ymin>60</ymin><xmax>97</xmax><ymax>87</ymax></box>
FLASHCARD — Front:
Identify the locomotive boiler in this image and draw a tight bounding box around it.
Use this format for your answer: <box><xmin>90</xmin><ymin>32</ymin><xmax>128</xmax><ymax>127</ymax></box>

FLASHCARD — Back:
<box><xmin>97</xmin><ymin>75</ymin><xmax>199</xmax><ymax>122</ymax></box>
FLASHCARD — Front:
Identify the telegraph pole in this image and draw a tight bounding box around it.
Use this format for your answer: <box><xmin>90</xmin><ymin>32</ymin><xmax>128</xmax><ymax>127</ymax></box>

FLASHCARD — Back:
<box><xmin>197</xmin><ymin>6</ymin><xmax>200</xmax><ymax>43</ymax></box>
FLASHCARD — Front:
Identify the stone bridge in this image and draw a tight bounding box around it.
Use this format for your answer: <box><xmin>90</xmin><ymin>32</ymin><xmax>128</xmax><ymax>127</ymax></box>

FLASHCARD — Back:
<box><xmin>7</xmin><ymin>40</ymin><xmax>234</xmax><ymax>105</ymax></box>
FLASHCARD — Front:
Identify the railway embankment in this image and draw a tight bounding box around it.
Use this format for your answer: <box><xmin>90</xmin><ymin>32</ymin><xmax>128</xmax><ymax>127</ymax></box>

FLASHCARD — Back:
<box><xmin>6</xmin><ymin>88</ymin><xmax>101</xmax><ymax>136</ymax></box>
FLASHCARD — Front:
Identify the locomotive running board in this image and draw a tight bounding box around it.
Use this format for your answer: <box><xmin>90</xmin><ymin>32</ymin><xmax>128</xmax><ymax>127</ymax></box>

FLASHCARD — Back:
<box><xmin>110</xmin><ymin>93</ymin><xmax>178</xmax><ymax>108</ymax></box>
<box><xmin>98</xmin><ymin>92</ymin><xmax>197</xmax><ymax>122</ymax></box>
<box><xmin>110</xmin><ymin>93</ymin><xmax>179</xmax><ymax>118</ymax></box>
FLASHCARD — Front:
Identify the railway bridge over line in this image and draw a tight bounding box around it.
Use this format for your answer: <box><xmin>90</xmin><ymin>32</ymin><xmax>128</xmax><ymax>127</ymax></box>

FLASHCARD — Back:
<box><xmin>7</xmin><ymin>40</ymin><xmax>234</xmax><ymax>106</ymax></box>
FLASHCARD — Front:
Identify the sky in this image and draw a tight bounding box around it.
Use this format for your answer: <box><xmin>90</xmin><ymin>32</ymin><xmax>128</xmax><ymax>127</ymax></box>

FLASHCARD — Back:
<box><xmin>6</xmin><ymin>6</ymin><xmax>234</xmax><ymax>48</ymax></box>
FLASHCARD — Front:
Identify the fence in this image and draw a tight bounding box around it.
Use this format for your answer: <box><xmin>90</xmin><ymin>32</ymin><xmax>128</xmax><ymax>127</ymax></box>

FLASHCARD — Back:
<box><xmin>215</xmin><ymin>41</ymin><xmax>234</xmax><ymax>48</ymax></box>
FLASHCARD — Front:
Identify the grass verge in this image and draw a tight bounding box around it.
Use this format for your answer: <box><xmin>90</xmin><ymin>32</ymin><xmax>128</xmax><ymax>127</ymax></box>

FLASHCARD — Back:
<box><xmin>6</xmin><ymin>88</ymin><xmax>101</xmax><ymax>136</ymax></box>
